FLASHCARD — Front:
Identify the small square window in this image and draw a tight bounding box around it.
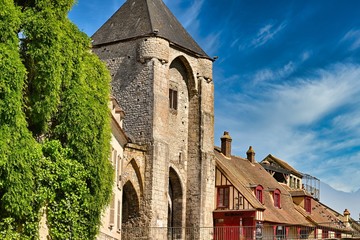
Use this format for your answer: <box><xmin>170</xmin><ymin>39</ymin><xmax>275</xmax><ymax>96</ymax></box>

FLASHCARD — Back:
<box><xmin>169</xmin><ymin>89</ymin><xmax>178</xmax><ymax>110</ymax></box>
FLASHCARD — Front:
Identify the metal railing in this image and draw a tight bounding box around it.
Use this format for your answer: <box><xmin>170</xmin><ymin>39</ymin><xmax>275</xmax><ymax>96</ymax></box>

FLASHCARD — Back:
<box><xmin>121</xmin><ymin>222</ymin><xmax>360</xmax><ymax>240</ymax></box>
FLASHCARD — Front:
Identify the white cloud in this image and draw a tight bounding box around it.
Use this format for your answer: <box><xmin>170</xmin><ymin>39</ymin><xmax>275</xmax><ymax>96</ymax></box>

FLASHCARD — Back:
<box><xmin>332</xmin><ymin>112</ymin><xmax>360</xmax><ymax>135</ymax></box>
<box><xmin>252</xmin><ymin>64</ymin><xmax>360</xmax><ymax>126</ymax></box>
<box><xmin>181</xmin><ymin>0</ymin><xmax>205</xmax><ymax>29</ymax></box>
<box><xmin>301</xmin><ymin>50</ymin><xmax>311</xmax><ymax>61</ymax></box>
<box><xmin>215</xmin><ymin>63</ymin><xmax>360</xmax><ymax>192</ymax></box>
<box><xmin>252</xmin><ymin>61</ymin><xmax>295</xmax><ymax>84</ymax></box>
<box><xmin>202</xmin><ymin>31</ymin><xmax>222</xmax><ymax>56</ymax></box>
<box><xmin>251</xmin><ymin>21</ymin><xmax>287</xmax><ymax>48</ymax></box>
<box><xmin>315</xmin><ymin>153</ymin><xmax>360</xmax><ymax>192</ymax></box>
<box><xmin>342</xmin><ymin>29</ymin><xmax>360</xmax><ymax>51</ymax></box>
<box><xmin>230</xmin><ymin>38</ymin><xmax>240</xmax><ymax>48</ymax></box>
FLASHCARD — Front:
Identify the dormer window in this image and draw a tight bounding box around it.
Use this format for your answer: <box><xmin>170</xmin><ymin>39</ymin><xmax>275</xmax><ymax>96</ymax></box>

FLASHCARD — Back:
<box><xmin>274</xmin><ymin>189</ymin><xmax>281</xmax><ymax>208</ymax></box>
<box><xmin>255</xmin><ymin>185</ymin><xmax>264</xmax><ymax>204</ymax></box>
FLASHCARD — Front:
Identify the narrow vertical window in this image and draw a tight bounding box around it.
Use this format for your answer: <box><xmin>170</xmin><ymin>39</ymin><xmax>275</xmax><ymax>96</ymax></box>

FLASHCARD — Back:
<box><xmin>255</xmin><ymin>185</ymin><xmax>264</xmax><ymax>204</ymax></box>
<box><xmin>217</xmin><ymin>187</ymin><xmax>229</xmax><ymax>208</ymax></box>
<box><xmin>274</xmin><ymin>189</ymin><xmax>281</xmax><ymax>208</ymax></box>
<box><xmin>305</xmin><ymin>197</ymin><xmax>311</xmax><ymax>213</ymax></box>
<box><xmin>169</xmin><ymin>89</ymin><xmax>178</xmax><ymax>110</ymax></box>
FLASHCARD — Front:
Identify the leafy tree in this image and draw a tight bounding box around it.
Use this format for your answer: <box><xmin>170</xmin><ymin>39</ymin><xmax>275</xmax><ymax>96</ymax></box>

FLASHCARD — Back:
<box><xmin>0</xmin><ymin>0</ymin><xmax>113</xmax><ymax>239</ymax></box>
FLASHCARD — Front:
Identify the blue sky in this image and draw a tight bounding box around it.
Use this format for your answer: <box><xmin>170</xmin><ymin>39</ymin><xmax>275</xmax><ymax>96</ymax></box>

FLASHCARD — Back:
<box><xmin>69</xmin><ymin>0</ymin><xmax>360</xmax><ymax>193</ymax></box>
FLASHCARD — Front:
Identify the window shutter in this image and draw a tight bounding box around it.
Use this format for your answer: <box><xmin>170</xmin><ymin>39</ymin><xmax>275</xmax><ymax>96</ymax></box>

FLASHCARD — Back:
<box><xmin>112</xmin><ymin>150</ymin><xmax>117</xmax><ymax>182</ymax></box>
<box><xmin>109</xmin><ymin>194</ymin><xmax>115</xmax><ymax>226</ymax></box>
<box><xmin>116</xmin><ymin>156</ymin><xmax>121</xmax><ymax>186</ymax></box>
<box><xmin>117</xmin><ymin>200</ymin><xmax>121</xmax><ymax>230</ymax></box>
<box><xmin>113</xmin><ymin>150</ymin><xmax>117</xmax><ymax>167</ymax></box>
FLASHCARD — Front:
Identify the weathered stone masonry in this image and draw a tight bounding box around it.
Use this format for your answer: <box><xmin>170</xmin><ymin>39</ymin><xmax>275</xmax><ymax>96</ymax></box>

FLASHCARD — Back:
<box><xmin>92</xmin><ymin>0</ymin><xmax>215</xmax><ymax>239</ymax></box>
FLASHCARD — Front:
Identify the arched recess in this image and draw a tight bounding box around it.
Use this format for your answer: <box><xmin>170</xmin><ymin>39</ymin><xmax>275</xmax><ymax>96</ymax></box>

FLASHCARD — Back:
<box><xmin>168</xmin><ymin>167</ymin><xmax>184</xmax><ymax>234</ymax></box>
<box><xmin>169</xmin><ymin>56</ymin><xmax>196</xmax><ymax>97</ymax></box>
<box><xmin>122</xmin><ymin>180</ymin><xmax>140</xmax><ymax>226</ymax></box>
<box><xmin>168</xmin><ymin>56</ymin><xmax>201</xmax><ymax>229</ymax></box>
<box><xmin>129</xmin><ymin>159</ymin><xmax>143</xmax><ymax>195</ymax></box>
<box><xmin>122</xmin><ymin>158</ymin><xmax>143</xmax><ymax>198</ymax></box>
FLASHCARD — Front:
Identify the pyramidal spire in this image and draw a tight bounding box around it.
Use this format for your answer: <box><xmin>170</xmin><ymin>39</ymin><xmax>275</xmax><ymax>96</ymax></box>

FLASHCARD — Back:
<box><xmin>92</xmin><ymin>0</ymin><xmax>209</xmax><ymax>58</ymax></box>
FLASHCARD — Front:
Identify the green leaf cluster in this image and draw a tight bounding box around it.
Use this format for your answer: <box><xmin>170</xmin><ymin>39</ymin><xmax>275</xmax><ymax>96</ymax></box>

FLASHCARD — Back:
<box><xmin>0</xmin><ymin>0</ymin><xmax>113</xmax><ymax>239</ymax></box>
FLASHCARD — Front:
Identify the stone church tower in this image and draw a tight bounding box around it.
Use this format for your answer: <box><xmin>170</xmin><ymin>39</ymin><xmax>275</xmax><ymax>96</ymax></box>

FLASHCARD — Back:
<box><xmin>92</xmin><ymin>0</ymin><xmax>214</xmax><ymax>238</ymax></box>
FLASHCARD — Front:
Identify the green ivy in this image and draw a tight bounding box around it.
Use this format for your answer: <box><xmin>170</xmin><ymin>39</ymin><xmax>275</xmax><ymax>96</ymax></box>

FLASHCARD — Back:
<box><xmin>0</xmin><ymin>0</ymin><xmax>113</xmax><ymax>239</ymax></box>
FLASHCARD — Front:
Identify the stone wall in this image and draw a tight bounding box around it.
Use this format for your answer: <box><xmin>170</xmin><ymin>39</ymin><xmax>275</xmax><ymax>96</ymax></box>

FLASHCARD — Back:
<box><xmin>93</xmin><ymin>40</ymin><xmax>154</xmax><ymax>146</ymax></box>
<box><xmin>93</xmin><ymin>36</ymin><xmax>215</xmax><ymax>239</ymax></box>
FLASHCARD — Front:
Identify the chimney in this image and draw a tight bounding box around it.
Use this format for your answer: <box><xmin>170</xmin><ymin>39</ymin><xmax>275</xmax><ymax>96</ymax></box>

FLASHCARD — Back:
<box><xmin>246</xmin><ymin>146</ymin><xmax>255</xmax><ymax>163</ymax></box>
<box><xmin>343</xmin><ymin>209</ymin><xmax>350</xmax><ymax>222</ymax></box>
<box><xmin>221</xmin><ymin>131</ymin><xmax>232</xmax><ymax>157</ymax></box>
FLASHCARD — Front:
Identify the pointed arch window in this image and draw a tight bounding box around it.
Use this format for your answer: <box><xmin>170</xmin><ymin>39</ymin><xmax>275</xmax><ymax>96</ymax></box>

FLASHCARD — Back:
<box><xmin>255</xmin><ymin>185</ymin><xmax>264</xmax><ymax>204</ymax></box>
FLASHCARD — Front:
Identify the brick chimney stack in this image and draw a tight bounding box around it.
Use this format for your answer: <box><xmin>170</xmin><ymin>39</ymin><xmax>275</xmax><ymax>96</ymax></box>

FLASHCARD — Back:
<box><xmin>221</xmin><ymin>131</ymin><xmax>232</xmax><ymax>158</ymax></box>
<box><xmin>246</xmin><ymin>146</ymin><xmax>256</xmax><ymax>163</ymax></box>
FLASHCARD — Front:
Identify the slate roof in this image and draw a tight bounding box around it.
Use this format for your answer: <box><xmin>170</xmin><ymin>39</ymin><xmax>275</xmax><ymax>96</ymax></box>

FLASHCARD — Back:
<box><xmin>214</xmin><ymin>148</ymin><xmax>308</xmax><ymax>225</ymax></box>
<box><xmin>91</xmin><ymin>0</ymin><xmax>210</xmax><ymax>59</ymax></box>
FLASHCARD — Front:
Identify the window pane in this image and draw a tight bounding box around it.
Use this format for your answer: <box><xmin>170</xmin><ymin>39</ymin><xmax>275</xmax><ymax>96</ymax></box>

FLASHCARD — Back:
<box><xmin>169</xmin><ymin>89</ymin><xmax>178</xmax><ymax>110</ymax></box>
<box><xmin>274</xmin><ymin>193</ymin><xmax>280</xmax><ymax>208</ymax></box>
<box><xmin>256</xmin><ymin>190</ymin><xmax>262</xmax><ymax>202</ymax></box>
<box><xmin>218</xmin><ymin>188</ymin><xmax>224</xmax><ymax>207</ymax></box>
<box><xmin>217</xmin><ymin>187</ymin><xmax>230</xmax><ymax>208</ymax></box>
<box><xmin>224</xmin><ymin>187</ymin><xmax>229</xmax><ymax>207</ymax></box>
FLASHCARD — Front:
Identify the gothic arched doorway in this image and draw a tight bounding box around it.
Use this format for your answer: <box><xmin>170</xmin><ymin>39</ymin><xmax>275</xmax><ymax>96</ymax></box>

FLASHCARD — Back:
<box><xmin>122</xmin><ymin>181</ymin><xmax>139</xmax><ymax>226</ymax></box>
<box><xmin>168</xmin><ymin>167</ymin><xmax>184</xmax><ymax>239</ymax></box>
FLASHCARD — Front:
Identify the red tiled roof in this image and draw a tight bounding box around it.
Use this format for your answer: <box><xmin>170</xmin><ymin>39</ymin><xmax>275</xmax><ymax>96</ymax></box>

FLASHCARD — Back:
<box><xmin>214</xmin><ymin>148</ymin><xmax>308</xmax><ymax>225</ymax></box>
<box><xmin>294</xmin><ymin>199</ymin><xmax>352</xmax><ymax>231</ymax></box>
